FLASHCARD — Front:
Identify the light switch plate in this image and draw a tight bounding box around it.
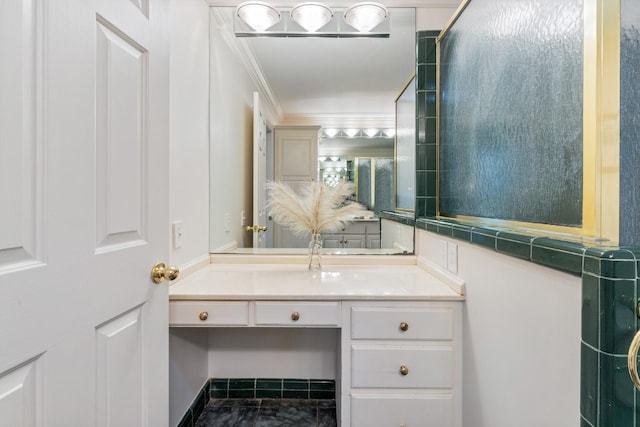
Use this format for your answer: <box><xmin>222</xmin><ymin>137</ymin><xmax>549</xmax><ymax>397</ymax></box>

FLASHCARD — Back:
<box><xmin>172</xmin><ymin>221</ymin><xmax>184</xmax><ymax>249</ymax></box>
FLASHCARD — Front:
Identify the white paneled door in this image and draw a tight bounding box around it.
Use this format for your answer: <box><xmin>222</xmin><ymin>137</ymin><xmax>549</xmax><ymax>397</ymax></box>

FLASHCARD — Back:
<box><xmin>0</xmin><ymin>0</ymin><xmax>170</xmax><ymax>426</ymax></box>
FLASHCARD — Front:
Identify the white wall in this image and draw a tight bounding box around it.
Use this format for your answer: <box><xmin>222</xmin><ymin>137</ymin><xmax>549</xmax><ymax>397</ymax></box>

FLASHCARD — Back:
<box><xmin>416</xmin><ymin>7</ymin><xmax>458</xmax><ymax>31</ymax></box>
<box><xmin>208</xmin><ymin>10</ymin><xmax>279</xmax><ymax>251</ymax></box>
<box><xmin>380</xmin><ymin>219</ymin><xmax>414</xmax><ymax>252</ymax></box>
<box><xmin>208</xmin><ymin>328</ymin><xmax>339</xmax><ymax>379</ymax></box>
<box><xmin>169</xmin><ymin>328</ymin><xmax>210</xmax><ymax>426</ymax></box>
<box><xmin>169</xmin><ymin>0</ymin><xmax>211</xmax><ymax>424</ymax></box>
<box><xmin>169</xmin><ymin>0</ymin><xmax>210</xmax><ymax>270</ymax></box>
<box><xmin>416</xmin><ymin>228</ymin><xmax>581</xmax><ymax>427</ymax></box>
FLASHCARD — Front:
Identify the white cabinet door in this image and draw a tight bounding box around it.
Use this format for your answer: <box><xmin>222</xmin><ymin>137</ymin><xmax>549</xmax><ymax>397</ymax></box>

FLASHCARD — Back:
<box><xmin>273</xmin><ymin>126</ymin><xmax>319</xmax><ymax>247</ymax></box>
<box><xmin>0</xmin><ymin>0</ymin><xmax>170</xmax><ymax>425</ymax></box>
<box><xmin>344</xmin><ymin>235</ymin><xmax>366</xmax><ymax>248</ymax></box>
<box><xmin>274</xmin><ymin>126</ymin><xmax>319</xmax><ymax>183</ymax></box>
<box><xmin>351</xmin><ymin>395</ymin><xmax>454</xmax><ymax>427</ymax></box>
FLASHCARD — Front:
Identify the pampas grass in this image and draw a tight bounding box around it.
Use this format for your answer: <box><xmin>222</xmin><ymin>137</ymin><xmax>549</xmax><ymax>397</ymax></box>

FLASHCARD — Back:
<box><xmin>266</xmin><ymin>181</ymin><xmax>366</xmax><ymax>236</ymax></box>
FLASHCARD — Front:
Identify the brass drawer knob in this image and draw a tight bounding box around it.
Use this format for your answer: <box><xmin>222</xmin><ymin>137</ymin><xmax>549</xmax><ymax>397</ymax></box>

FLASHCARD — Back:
<box><xmin>291</xmin><ymin>311</ymin><xmax>300</xmax><ymax>321</ymax></box>
<box><xmin>399</xmin><ymin>322</ymin><xmax>409</xmax><ymax>332</ymax></box>
<box><xmin>400</xmin><ymin>365</ymin><xmax>409</xmax><ymax>376</ymax></box>
<box><xmin>199</xmin><ymin>311</ymin><xmax>208</xmax><ymax>321</ymax></box>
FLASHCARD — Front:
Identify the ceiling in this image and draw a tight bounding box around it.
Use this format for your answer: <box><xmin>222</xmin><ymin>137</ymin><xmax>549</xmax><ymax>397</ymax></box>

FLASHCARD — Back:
<box><xmin>210</xmin><ymin>1</ymin><xmax>461</xmax><ymax>129</ymax></box>
<box><xmin>246</xmin><ymin>7</ymin><xmax>416</xmax><ymax>128</ymax></box>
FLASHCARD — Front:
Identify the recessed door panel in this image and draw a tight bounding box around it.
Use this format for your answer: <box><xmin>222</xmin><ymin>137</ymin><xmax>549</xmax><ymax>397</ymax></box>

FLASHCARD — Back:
<box><xmin>0</xmin><ymin>0</ymin><xmax>43</xmax><ymax>272</ymax></box>
<box><xmin>0</xmin><ymin>357</ymin><xmax>41</xmax><ymax>427</ymax></box>
<box><xmin>96</xmin><ymin>306</ymin><xmax>145</xmax><ymax>427</ymax></box>
<box><xmin>96</xmin><ymin>20</ymin><xmax>147</xmax><ymax>252</ymax></box>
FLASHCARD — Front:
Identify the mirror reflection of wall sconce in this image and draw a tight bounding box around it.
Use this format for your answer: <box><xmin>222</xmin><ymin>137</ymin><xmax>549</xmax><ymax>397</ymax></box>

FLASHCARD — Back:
<box><xmin>235</xmin><ymin>1</ymin><xmax>389</xmax><ymax>37</ymax></box>
<box><xmin>321</xmin><ymin>128</ymin><xmax>396</xmax><ymax>138</ymax></box>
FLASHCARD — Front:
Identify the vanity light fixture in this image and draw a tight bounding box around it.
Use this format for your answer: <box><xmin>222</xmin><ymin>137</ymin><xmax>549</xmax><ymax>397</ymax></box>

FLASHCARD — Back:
<box><xmin>344</xmin><ymin>2</ymin><xmax>388</xmax><ymax>32</ymax></box>
<box><xmin>383</xmin><ymin>128</ymin><xmax>396</xmax><ymax>137</ymax></box>
<box><xmin>290</xmin><ymin>2</ymin><xmax>333</xmax><ymax>32</ymax></box>
<box><xmin>344</xmin><ymin>128</ymin><xmax>360</xmax><ymax>137</ymax></box>
<box><xmin>236</xmin><ymin>1</ymin><xmax>281</xmax><ymax>32</ymax></box>
<box><xmin>364</xmin><ymin>128</ymin><xmax>379</xmax><ymax>137</ymax></box>
<box><xmin>330</xmin><ymin>156</ymin><xmax>340</xmax><ymax>161</ymax></box>
<box><xmin>323</xmin><ymin>128</ymin><xmax>339</xmax><ymax>137</ymax></box>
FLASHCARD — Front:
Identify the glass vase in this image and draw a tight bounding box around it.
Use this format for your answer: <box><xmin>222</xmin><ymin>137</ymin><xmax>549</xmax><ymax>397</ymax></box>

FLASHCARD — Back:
<box><xmin>308</xmin><ymin>232</ymin><xmax>322</xmax><ymax>271</ymax></box>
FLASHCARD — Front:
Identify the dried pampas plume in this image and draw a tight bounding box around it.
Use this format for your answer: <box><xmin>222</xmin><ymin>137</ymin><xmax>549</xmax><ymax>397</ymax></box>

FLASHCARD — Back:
<box><xmin>266</xmin><ymin>181</ymin><xmax>367</xmax><ymax>236</ymax></box>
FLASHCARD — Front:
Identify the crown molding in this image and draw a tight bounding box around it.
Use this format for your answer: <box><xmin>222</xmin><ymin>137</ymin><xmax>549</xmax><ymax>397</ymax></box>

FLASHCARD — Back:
<box><xmin>211</xmin><ymin>8</ymin><xmax>284</xmax><ymax>123</ymax></box>
<box><xmin>279</xmin><ymin>113</ymin><xmax>395</xmax><ymax>128</ymax></box>
<box><xmin>208</xmin><ymin>1</ymin><xmax>461</xmax><ymax>7</ymax></box>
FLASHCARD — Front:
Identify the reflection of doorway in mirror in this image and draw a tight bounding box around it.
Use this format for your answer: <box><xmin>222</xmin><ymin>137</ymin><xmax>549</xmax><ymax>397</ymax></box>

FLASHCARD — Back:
<box><xmin>355</xmin><ymin>157</ymin><xmax>394</xmax><ymax>217</ymax></box>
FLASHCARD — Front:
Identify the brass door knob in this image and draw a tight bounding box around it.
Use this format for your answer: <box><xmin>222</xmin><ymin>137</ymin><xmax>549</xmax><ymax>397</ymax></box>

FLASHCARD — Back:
<box><xmin>291</xmin><ymin>311</ymin><xmax>300</xmax><ymax>321</ymax></box>
<box><xmin>151</xmin><ymin>262</ymin><xmax>180</xmax><ymax>284</ymax></box>
<box><xmin>199</xmin><ymin>312</ymin><xmax>209</xmax><ymax>321</ymax></box>
<box><xmin>245</xmin><ymin>225</ymin><xmax>268</xmax><ymax>232</ymax></box>
<box><xmin>400</xmin><ymin>322</ymin><xmax>409</xmax><ymax>332</ymax></box>
<box><xmin>400</xmin><ymin>365</ymin><xmax>409</xmax><ymax>376</ymax></box>
<box><xmin>628</xmin><ymin>329</ymin><xmax>640</xmax><ymax>390</ymax></box>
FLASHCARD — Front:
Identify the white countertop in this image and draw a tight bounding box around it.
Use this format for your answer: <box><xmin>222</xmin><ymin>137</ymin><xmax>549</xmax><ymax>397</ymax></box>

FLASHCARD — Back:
<box><xmin>169</xmin><ymin>263</ymin><xmax>464</xmax><ymax>301</ymax></box>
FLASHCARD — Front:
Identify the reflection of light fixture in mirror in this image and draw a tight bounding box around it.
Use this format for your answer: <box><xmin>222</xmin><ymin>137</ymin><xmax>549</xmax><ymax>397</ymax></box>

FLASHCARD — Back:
<box><xmin>364</xmin><ymin>128</ymin><xmax>379</xmax><ymax>137</ymax></box>
<box><xmin>344</xmin><ymin>2</ymin><xmax>388</xmax><ymax>33</ymax></box>
<box><xmin>290</xmin><ymin>2</ymin><xmax>333</xmax><ymax>32</ymax></box>
<box><xmin>319</xmin><ymin>156</ymin><xmax>327</xmax><ymax>161</ymax></box>
<box><xmin>383</xmin><ymin>128</ymin><xmax>396</xmax><ymax>137</ymax></box>
<box><xmin>323</xmin><ymin>128</ymin><xmax>339</xmax><ymax>138</ymax></box>
<box><xmin>344</xmin><ymin>128</ymin><xmax>359</xmax><ymax>137</ymax></box>
<box><xmin>236</xmin><ymin>1</ymin><xmax>281</xmax><ymax>31</ymax></box>
<box><xmin>330</xmin><ymin>156</ymin><xmax>340</xmax><ymax>161</ymax></box>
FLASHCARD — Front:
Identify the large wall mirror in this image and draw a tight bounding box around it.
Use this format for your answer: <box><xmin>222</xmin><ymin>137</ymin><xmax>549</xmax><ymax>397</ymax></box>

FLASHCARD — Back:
<box><xmin>209</xmin><ymin>6</ymin><xmax>416</xmax><ymax>255</ymax></box>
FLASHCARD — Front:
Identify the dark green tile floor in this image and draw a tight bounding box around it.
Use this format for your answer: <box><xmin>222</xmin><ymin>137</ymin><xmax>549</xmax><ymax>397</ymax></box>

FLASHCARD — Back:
<box><xmin>194</xmin><ymin>399</ymin><xmax>337</xmax><ymax>427</ymax></box>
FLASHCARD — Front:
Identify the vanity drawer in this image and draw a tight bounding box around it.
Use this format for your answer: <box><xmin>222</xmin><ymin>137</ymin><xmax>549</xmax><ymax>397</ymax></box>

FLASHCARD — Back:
<box><xmin>254</xmin><ymin>301</ymin><xmax>339</xmax><ymax>326</ymax></box>
<box><xmin>351</xmin><ymin>307</ymin><xmax>453</xmax><ymax>340</ymax></box>
<box><xmin>351</xmin><ymin>394</ymin><xmax>453</xmax><ymax>427</ymax></box>
<box><xmin>342</xmin><ymin>222</ymin><xmax>366</xmax><ymax>234</ymax></box>
<box><xmin>170</xmin><ymin>301</ymin><xmax>249</xmax><ymax>326</ymax></box>
<box><xmin>351</xmin><ymin>345</ymin><xmax>453</xmax><ymax>389</ymax></box>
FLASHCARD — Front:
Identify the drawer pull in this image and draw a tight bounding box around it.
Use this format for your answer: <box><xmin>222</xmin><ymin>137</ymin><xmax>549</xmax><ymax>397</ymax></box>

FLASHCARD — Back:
<box><xmin>399</xmin><ymin>322</ymin><xmax>409</xmax><ymax>332</ymax></box>
<box><xmin>400</xmin><ymin>365</ymin><xmax>409</xmax><ymax>376</ymax></box>
<box><xmin>291</xmin><ymin>311</ymin><xmax>300</xmax><ymax>321</ymax></box>
<box><xmin>199</xmin><ymin>311</ymin><xmax>208</xmax><ymax>321</ymax></box>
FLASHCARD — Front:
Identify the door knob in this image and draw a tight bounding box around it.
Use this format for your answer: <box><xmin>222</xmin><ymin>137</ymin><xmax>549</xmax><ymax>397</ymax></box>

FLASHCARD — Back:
<box><xmin>151</xmin><ymin>262</ymin><xmax>180</xmax><ymax>284</ymax></box>
<box><xmin>245</xmin><ymin>225</ymin><xmax>267</xmax><ymax>232</ymax></box>
<box><xmin>629</xmin><ymin>329</ymin><xmax>640</xmax><ymax>390</ymax></box>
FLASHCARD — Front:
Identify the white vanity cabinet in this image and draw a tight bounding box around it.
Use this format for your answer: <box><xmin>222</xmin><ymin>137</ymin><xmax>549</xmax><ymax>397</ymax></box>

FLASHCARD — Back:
<box><xmin>341</xmin><ymin>302</ymin><xmax>462</xmax><ymax>427</ymax></box>
<box><xmin>324</xmin><ymin>220</ymin><xmax>380</xmax><ymax>249</ymax></box>
<box><xmin>168</xmin><ymin>262</ymin><xmax>463</xmax><ymax>427</ymax></box>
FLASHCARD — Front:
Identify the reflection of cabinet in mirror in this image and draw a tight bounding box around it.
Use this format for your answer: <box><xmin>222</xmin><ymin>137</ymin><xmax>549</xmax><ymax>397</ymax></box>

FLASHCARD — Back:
<box><xmin>273</xmin><ymin>126</ymin><xmax>320</xmax><ymax>248</ymax></box>
<box><xmin>323</xmin><ymin>220</ymin><xmax>380</xmax><ymax>249</ymax></box>
<box><xmin>274</xmin><ymin>126</ymin><xmax>319</xmax><ymax>183</ymax></box>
